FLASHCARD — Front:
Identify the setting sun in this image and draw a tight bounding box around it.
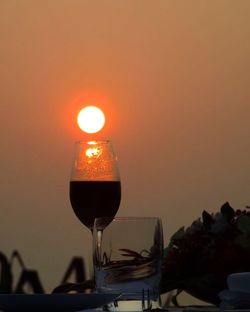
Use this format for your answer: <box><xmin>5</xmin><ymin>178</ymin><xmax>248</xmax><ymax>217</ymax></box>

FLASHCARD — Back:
<box><xmin>77</xmin><ymin>106</ymin><xmax>105</xmax><ymax>133</ymax></box>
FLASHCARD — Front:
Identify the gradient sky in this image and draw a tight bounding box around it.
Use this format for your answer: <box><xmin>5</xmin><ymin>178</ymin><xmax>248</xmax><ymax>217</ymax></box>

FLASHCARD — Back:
<box><xmin>1</xmin><ymin>0</ymin><xmax>250</xmax><ymax>296</ymax></box>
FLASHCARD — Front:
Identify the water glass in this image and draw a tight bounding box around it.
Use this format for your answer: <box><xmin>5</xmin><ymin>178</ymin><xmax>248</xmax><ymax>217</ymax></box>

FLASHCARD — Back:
<box><xmin>93</xmin><ymin>217</ymin><xmax>163</xmax><ymax>311</ymax></box>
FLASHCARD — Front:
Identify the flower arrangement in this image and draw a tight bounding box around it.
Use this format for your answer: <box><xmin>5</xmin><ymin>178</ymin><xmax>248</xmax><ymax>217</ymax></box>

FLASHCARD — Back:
<box><xmin>161</xmin><ymin>202</ymin><xmax>250</xmax><ymax>306</ymax></box>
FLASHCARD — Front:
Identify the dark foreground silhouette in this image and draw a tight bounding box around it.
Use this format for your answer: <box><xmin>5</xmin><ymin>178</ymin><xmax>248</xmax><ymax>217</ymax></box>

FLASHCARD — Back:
<box><xmin>0</xmin><ymin>250</ymin><xmax>88</xmax><ymax>294</ymax></box>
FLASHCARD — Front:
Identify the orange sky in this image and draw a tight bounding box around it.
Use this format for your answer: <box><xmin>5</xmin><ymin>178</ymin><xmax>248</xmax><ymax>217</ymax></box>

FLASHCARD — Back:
<box><xmin>1</xmin><ymin>0</ymin><xmax>250</xmax><ymax>297</ymax></box>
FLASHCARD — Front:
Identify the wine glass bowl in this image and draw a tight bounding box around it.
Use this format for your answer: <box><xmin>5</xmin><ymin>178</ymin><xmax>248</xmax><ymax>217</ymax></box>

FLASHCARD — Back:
<box><xmin>69</xmin><ymin>140</ymin><xmax>121</xmax><ymax>231</ymax></box>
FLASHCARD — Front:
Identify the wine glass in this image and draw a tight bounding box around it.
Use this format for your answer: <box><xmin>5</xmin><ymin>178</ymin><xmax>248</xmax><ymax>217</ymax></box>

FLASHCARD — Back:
<box><xmin>69</xmin><ymin>140</ymin><xmax>121</xmax><ymax>232</ymax></box>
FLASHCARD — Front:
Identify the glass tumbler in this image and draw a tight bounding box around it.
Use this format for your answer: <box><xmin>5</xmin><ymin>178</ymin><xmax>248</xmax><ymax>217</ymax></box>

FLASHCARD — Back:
<box><xmin>93</xmin><ymin>217</ymin><xmax>163</xmax><ymax>311</ymax></box>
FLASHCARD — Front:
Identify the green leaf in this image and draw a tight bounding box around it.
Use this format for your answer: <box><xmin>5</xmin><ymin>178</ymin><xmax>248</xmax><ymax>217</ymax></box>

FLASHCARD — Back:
<box><xmin>202</xmin><ymin>210</ymin><xmax>213</xmax><ymax>227</ymax></box>
<box><xmin>220</xmin><ymin>202</ymin><xmax>235</xmax><ymax>221</ymax></box>
<box><xmin>237</xmin><ymin>215</ymin><xmax>250</xmax><ymax>233</ymax></box>
<box><xmin>235</xmin><ymin>233</ymin><xmax>250</xmax><ymax>250</ymax></box>
<box><xmin>171</xmin><ymin>226</ymin><xmax>185</xmax><ymax>241</ymax></box>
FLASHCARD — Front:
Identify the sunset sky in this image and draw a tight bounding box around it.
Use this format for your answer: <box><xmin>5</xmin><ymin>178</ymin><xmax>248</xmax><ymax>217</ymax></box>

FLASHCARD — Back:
<box><xmin>1</xmin><ymin>0</ymin><xmax>250</xmax><ymax>296</ymax></box>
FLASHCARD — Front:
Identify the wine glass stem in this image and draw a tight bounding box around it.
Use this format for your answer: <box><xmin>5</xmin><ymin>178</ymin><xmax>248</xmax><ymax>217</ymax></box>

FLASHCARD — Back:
<box><xmin>97</xmin><ymin>230</ymin><xmax>102</xmax><ymax>269</ymax></box>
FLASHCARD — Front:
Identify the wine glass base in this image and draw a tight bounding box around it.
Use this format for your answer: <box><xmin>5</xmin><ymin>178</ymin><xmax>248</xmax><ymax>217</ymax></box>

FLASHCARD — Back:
<box><xmin>105</xmin><ymin>299</ymin><xmax>161</xmax><ymax>311</ymax></box>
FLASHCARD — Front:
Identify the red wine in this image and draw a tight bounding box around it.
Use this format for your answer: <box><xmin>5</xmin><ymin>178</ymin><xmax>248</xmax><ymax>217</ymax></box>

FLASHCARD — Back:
<box><xmin>69</xmin><ymin>181</ymin><xmax>121</xmax><ymax>230</ymax></box>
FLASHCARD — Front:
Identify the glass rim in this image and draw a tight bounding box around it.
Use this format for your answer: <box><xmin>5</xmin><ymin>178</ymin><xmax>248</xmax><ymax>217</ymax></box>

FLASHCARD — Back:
<box><xmin>74</xmin><ymin>140</ymin><xmax>111</xmax><ymax>145</ymax></box>
<box><xmin>94</xmin><ymin>216</ymin><xmax>161</xmax><ymax>222</ymax></box>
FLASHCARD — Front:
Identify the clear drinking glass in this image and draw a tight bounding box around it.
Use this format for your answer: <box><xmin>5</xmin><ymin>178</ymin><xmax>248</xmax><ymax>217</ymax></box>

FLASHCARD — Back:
<box><xmin>93</xmin><ymin>217</ymin><xmax>163</xmax><ymax>311</ymax></box>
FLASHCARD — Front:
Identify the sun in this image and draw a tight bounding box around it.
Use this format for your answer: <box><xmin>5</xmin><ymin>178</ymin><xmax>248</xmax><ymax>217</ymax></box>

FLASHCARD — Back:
<box><xmin>77</xmin><ymin>106</ymin><xmax>105</xmax><ymax>133</ymax></box>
